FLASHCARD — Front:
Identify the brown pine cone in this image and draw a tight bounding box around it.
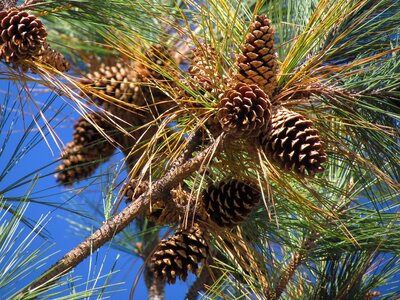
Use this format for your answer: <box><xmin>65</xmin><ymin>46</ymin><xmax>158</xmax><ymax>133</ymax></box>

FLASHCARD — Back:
<box><xmin>34</xmin><ymin>43</ymin><xmax>70</xmax><ymax>72</ymax></box>
<box><xmin>187</xmin><ymin>44</ymin><xmax>219</xmax><ymax>95</ymax></box>
<box><xmin>152</xmin><ymin>224</ymin><xmax>209</xmax><ymax>284</ymax></box>
<box><xmin>72</xmin><ymin>112</ymin><xmax>113</xmax><ymax>146</ymax></box>
<box><xmin>217</xmin><ymin>82</ymin><xmax>272</xmax><ymax>137</ymax></box>
<box><xmin>56</xmin><ymin>113</ymin><xmax>115</xmax><ymax>185</ymax></box>
<box><xmin>122</xmin><ymin>179</ymin><xmax>149</xmax><ymax>202</ymax></box>
<box><xmin>0</xmin><ymin>8</ymin><xmax>47</xmax><ymax>63</ymax></box>
<box><xmin>235</xmin><ymin>15</ymin><xmax>278</xmax><ymax>98</ymax></box>
<box><xmin>260</xmin><ymin>107</ymin><xmax>327</xmax><ymax>177</ymax></box>
<box><xmin>56</xmin><ymin>143</ymin><xmax>100</xmax><ymax>185</ymax></box>
<box><xmin>81</xmin><ymin>62</ymin><xmax>141</xmax><ymax>106</ymax></box>
<box><xmin>203</xmin><ymin>179</ymin><xmax>260</xmax><ymax>227</ymax></box>
<box><xmin>147</xmin><ymin>185</ymin><xmax>206</xmax><ymax>226</ymax></box>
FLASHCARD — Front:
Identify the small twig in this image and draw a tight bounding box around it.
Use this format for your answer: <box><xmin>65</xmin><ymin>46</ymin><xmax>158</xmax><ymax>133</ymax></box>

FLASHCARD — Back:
<box><xmin>17</xmin><ymin>134</ymin><xmax>226</xmax><ymax>298</ymax></box>
<box><xmin>139</xmin><ymin>218</ymin><xmax>164</xmax><ymax>300</ymax></box>
<box><xmin>271</xmin><ymin>234</ymin><xmax>317</xmax><ymax>300</ymax></box>
<box><xmin>270</xmin><ymin>190</ymin><xmax>354</xmax><ymax>299</ymax></box>
<box><xmin>170</xmin><ymin>129</ymin><xmax>203</xmax><ymax>171</ymax></box>
<box><xmin>185</xmin><ymin>267</ymin><xmax>213</xmax><ymax>300</ymax></box>
<box><xmin>270</xmin><ymin>242</ymin><xmax>309</xmax><ymax>300</ymax></box>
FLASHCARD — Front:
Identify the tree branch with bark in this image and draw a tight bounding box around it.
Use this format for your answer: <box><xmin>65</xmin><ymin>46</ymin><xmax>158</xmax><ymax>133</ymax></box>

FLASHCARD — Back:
<box><xmin>17</xmin><ymin>133</ymin><xmax>226</xmax><ymax>298</ymax></box>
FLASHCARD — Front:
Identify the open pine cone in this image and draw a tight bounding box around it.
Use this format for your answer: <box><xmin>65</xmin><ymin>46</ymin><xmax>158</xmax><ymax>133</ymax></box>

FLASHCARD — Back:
<box><xmin>72</xmin><ymin>113</ymin><xmax>113</xmax><ymax>145</ymax></box>
<box><xmin>81</xmin><ymin>46</ymin><xmax>174</xmax><ymax>110</ymax></box>
<box><xmin>152</xmin><ymin>224</ymin><xmax>209</xmax><ymax>284</ymax></box>
<box><xmin>235</xmin><ymin>15</ymin><xmax>278</xmax><ymax>98</ymax></box>
<box><xmin>217</xmin><ymin>82</ymin><xmax>272</xmax><ymax>137</ymax></box>
<box><xmin>56</xmin><ymin>143</ymin><xmax>101</xmax><ymax>185</ymax></box>
<box><xmin>260</xmin><ymin>107</ymin><xmax>327</xmax><ymax>177</ymax></box>
<box><xmin>0</xmin><ymin>8</ymin><xmax>47</xmax><ymax>63</ymax></box>
<box><xmin>56</xmin><ymin>113</ymin><xmax>115</xmax><ymax>185</ymax></box>
<box><xmin>203</xmin><ymin>179</ymin><xmax>261</xmax><ymax>227</ymax></box>
<box><xmin>81</xmin><ymin>62</ymin><xmax>140</xmax><ymax>106</ymax></box>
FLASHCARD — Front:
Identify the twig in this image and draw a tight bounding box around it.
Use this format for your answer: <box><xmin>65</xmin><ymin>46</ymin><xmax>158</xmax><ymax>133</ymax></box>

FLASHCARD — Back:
<box><xmin>169</xmin><ymin>129</ymin><xmax>203</xmax><ymax>171</ymax></box>
<box><xmin>270</xmin><ymin>235</ymin><xmax>316</xmax><ymax>300</ymax></box>
<box><xmin>271</xmin><ymin>252</ymin><xmax>302</xmax><ymax>300</ymax></box>
<box><xmin>17</xmin><ymin>134</ymin><xmax>226</xmax><ymax>298</ymax></box>
<box><xmin>185</xmin><ymin>267</ymin><xmax>212</xmax><ymax>300</ymax></box>
<box><xmin>139</xmin><ymin>219</ymin><xmax>164</xmax><ymax>300</ymax></box>
<box><xmin>270</xmin><ymin>191</ymin><xmax>354</xmax><ymax>299</ymax></box>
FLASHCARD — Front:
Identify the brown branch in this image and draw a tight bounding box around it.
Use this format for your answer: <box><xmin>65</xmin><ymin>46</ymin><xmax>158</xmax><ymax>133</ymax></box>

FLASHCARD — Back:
<box><xmin>18</xmin><ymin>134</ymin><xmax>225</xmax><ymax>298</ymax></box>
<box><xmin>271</xmin><ymin>251</ymin><xmax>303</xmax><ymax>300</ymax></box>
<box><xmin>139</xmin><ymin>219</ymin><xmax>165</xmax><ymax>300</ymax></box>
<box><xmin>185</xmin><ymin>267</ymin><xmax>212</xmax><ymax>300</ymax></box>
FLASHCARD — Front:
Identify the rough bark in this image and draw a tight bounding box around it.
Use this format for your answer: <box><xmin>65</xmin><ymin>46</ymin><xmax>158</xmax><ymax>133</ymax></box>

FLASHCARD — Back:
<box><xmin>185</xmin><ymin>268</ymin><xmax>212</xmax><ymax>300</ymax></box>
<box><xmin>270</xmin><ymin>234</ymin><xmax>318</xmax><ymax>299</ymax></box>
<box><xmin>136</xmin><ymin>217</ymin><xmax>165</xmax><ymax>300</ymax></box>
<box><xmin>17</xmin><ymin>134</ymin><xmax>224</xmax><ymax>298</ymax></box>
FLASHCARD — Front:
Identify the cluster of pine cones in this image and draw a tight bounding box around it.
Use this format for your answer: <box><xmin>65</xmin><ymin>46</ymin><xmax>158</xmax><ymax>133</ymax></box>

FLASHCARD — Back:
<box><xmin>150</xmin><ymin>15</ymin><xmax>328</xmax><ymax>285</ymax></box>
<box><xmin>52</xmin><ymin>15</ymin><xmax>328</xmax><ymax>286</ymax></box>
<box><xmin>220</xmin><ymin>15</ymin><xmax>327</xmax><ymax>177</ymax></box>
<box><xmin>0</xmin><ymin>3</ymin><xmax>69</xmax><ymax>71</ymax></box>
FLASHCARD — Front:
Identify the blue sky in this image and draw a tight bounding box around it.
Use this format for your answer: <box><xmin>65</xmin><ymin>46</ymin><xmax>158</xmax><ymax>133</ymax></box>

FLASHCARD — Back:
<box><xmin>0</xmin><ymin>78</ymin><xmax>190</xmax><ymax>299</ymax></box>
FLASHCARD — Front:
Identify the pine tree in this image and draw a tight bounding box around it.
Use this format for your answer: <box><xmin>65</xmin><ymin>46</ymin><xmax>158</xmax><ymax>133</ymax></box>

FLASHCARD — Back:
<box><xmin>1</xmin><ymin>0</ymin><xmax>399</xmax><ymax>299</ymax></box>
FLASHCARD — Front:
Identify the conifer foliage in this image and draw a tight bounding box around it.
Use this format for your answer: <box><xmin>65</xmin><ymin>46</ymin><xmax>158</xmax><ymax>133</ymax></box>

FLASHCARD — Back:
<box><xmin>1</xmin><ymin>0</ymin><xmax>399</xmax><ymax>299</ymax></box>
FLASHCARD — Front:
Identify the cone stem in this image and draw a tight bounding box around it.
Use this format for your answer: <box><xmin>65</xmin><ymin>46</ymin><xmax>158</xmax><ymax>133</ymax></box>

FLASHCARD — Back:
<box><xmin>18</xmin><ymin>134</ymin><xmax>226</xmax><ymax>297</ymax></box>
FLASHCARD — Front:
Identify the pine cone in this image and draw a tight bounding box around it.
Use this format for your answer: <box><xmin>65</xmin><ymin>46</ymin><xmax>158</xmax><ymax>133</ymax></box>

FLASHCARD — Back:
<box><xmin>34</xmin><ymin>43</ymin><xmax>70</xmax><ymax>72</ymax></box>
<box><xmin>235</xmin><ymin>15</ymin><xmax>278</xmax><ymax>98</ymax></box>
<box><xmin>217</xmin><ymin>82</ymin><xmax>272</xmax><ymax>137</ymax></box>
<box><xmin>203</xmin><ymin>179</ymin><xmax>260</xmax><ymax>227</ymax></box>
<box><xmin>152</xmin><ymin>224</ymin><xmax>209</xmax><ymax>284</ymax></box>
<box><xmin>72</xmin><ymin>112</ymin><xmax>113</xmax><ymax>145</ymax></box>
<box><xmin>188</xmin><ymin>44</ymin><xmax>218</xmax><ymax>95</ymax></box>
<box><xmin>147</xmin><ymin>186</ymin><xmax>198</xmax><ymax>225</ymax></box>
<box><xmin>81</xmin><ymin>62</ymin><xmax>140</xmax><ymax>106</ymax></box>
<box><xmin>138</xmin><ymin>44</ymin><xmax>174</xmax><ymax>81</ymax></box>
<box><xmin>56</xmin><ymin>113</ymin><xmax>115</xmax><ymax>185</ymax></box>
<box><xmin>56</xmin><ymin>143</ymin><xmax>100</xmax><ymax>185</ymax></box>
<box><xmin>259</xmin><ymin>107</ymin><xmax>327</xmax><ymax>177</ymax></box>
<box><xmin>0</xmin><ymin>8</ymin><xmax>47</xmax><ymax>63</ymax></box>
<box><xmin>122</xmin><ymin>179</ymin><xmax>149</xmax><ymax>202</ymax></box>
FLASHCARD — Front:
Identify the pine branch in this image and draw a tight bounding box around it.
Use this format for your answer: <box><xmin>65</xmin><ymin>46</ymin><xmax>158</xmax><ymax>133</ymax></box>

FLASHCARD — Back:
<box><xmin>185</xmin><ymin>267</ymin><xmax>212</xmax><ymax>300</ymax></box>
<box><xmin>17</xmin><ymin>134</ymin><xmax>226</xmax><ymax>298</ymax></box>
<box><xmin>140</xmin><ymin>219</ymin><xmax>165</xmax><ymax>300</ymax></box>
<box><xmin>271</xmin><ymin>236</ymin><xmax>316</xmax><ymax>300</ymax></box>
<box><xmin>271</xmin><ymin>195</ymin><xmax>355</xmax><ymax>299</ymax></box>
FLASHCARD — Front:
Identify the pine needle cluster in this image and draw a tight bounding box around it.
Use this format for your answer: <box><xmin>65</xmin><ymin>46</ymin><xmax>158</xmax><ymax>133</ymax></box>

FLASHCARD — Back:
<box><xmin>1</xmin><ymin>0</ymin><xmax>399</xmax><ymax>299</ymax></box>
